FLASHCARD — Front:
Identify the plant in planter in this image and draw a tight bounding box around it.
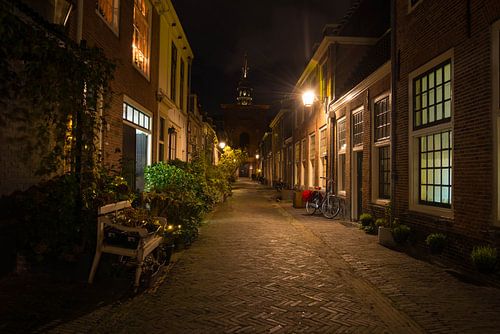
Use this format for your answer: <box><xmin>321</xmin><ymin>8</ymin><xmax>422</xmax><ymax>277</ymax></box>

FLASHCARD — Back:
<box><xmin>105</xmin><ymin>208</ymin><xmax>163</xmax><ymax>248</ymax></box>
<box><xmin>359</xmin><ymin>213</ymin><xmax>378</xmax><ymax>235</ymax></box>
<box><xmin>425</xmin><ymin>233</ymin><xmax>447</xmax><ymax>254</ymax></box>
<box><xmin>471</xmin><ymin>245</ymin><xmax>498</xmax><ymax>274</ymax></box>
<box><xmin>391</xmin><ymin>221</ymin><xmax>411</xmax><ymax>244</ymax></box>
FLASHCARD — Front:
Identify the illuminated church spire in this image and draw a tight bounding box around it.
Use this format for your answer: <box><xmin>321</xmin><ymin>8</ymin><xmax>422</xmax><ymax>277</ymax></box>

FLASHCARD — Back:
<box><xmin>236</xmin><ymin>53</ymin><xmax>253</xmax><ymax>105</ymax></box>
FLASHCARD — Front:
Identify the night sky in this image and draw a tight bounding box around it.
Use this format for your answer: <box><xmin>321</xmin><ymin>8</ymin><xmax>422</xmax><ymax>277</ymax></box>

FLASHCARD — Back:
<box><xmin>172</xmin><ymin>0</ymin><xmax>353</xmax><ymax>115</ymax></box>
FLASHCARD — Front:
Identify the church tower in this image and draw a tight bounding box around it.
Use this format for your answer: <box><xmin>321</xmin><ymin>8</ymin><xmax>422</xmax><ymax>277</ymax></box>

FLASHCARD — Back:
<box><xmin>236</xmin><ymin>53</ymin><xmax>253</xmax><ymax>105</ymax></box>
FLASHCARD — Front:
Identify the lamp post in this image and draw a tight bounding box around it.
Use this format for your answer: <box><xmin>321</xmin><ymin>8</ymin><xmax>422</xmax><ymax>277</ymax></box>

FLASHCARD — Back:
<box><xmin>302</xmin><ymin>90</ymin><xmax>316</xmax><ymax>107</ymax></box>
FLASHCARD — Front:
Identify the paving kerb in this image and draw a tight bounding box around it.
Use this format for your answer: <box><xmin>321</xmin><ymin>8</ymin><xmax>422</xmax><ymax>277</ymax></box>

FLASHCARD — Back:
<box><xmin>278</xmin><ymin>197</ymin><xmax>500</xmax><ymax>333</ymax></box>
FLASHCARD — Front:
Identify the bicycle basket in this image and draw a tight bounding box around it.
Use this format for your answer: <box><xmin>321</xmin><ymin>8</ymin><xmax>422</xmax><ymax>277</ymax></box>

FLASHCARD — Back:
<box><xmin>302</xmin><ymin>190</ymin><xmax>313</xmax><ymax>202</ymax></box>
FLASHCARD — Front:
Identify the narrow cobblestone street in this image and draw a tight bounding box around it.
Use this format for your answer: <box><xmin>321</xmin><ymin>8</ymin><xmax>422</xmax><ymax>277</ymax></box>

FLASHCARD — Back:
<box><xmin>51</xmin><ymin>180</ymin><xmax>500</xmax><ymax>333</ymax></box>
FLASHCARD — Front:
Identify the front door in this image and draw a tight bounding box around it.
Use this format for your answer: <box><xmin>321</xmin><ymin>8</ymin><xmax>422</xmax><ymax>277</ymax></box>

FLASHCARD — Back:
<box><xmin>356</xmin><ymin>151</ymin><xmax>363</xmax><ymax>218</ymax></box>
<box><xmin>352</xmin><ymin>151</ymin><xmax>363</xmax><ymax>219</ymax></box>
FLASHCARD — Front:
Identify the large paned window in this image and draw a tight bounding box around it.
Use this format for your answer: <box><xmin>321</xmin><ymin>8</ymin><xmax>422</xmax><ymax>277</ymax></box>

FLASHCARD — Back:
<box><xmin>410</xmin><ymin>54</ymin><xmax>453</xmax><ymax>214</ymax></box>
<box><xmin>373</xmin><ymin>96</ymin><xmax>391</xmax><ymax>200</ymax></box>
<box><xmin>301</xmin><ymin>139</ymin><xmax>306</xmax><ymax>186</ymax></box>
<box><xmin>180</xmin><ymin>58</ymin><xmax>185</xmax><ymax>110</ymax></box>
<box><xmin>168</xmin><ymin>128</ymin><xmax>177</xmax><ymax>160</ymax></box>
<box><xmin>320</xmin><ymin>127</ymin><xmax>327</xmax><ymax>188</ymax></box>
<box><xmin>337</xmin><ymin>118</ymin><xmax>346</xmax><ymax>192</ymax></box>
<box><xmin>419</xmin><ymin>131</ymin><xmax>452</xmax><ymax>207</ymax></box>
<box><xmin>132</xmin><ymin>0</ymin><xmax>150</xmax><ymax>76</ymax></box>
<box><xmin>413</xmin><ymin>60</ymin><xmax>451</xmax><ymax>129</ymax></box>
<box><xmin>97</xmin><ymin>0</ymin><xmax>119</xmax><ymax>33</ymax></box>
<box><xmin>375</xmin><ymin>97</ymin><xmax>390</xmax><ymax>141</ymax></box>
<box><xmin>309</xmin><ymin>133</ymin><xmax>316</xmax><ymax>186</ymax></box>
<box><xmin>294</xmin><ymin>142</ymin><xmax>300</xmax><ymax>186</ymax></box>
<box><xmin>158</xmin><ymin>117</ymin><xmax>165</xmax><ymax>161</ymax></box>
<box><xmin>378</xmin><ymin>146</ymin><xmax>390</xmax><ymax>199</ymax></box>
<box><xmin>171</xmin><ymin>43</ymin><xmax>177</xmax><ymax>103</ymax></box>
<box><xmin>352</xmin><ymin>109</ymin><xmax>363</xmax><ymax>147</ymax></box>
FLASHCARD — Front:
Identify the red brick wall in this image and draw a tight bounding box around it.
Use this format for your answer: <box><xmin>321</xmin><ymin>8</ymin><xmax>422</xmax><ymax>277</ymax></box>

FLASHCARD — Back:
<box><xmin>77</xmin><ymin>1</ymin><xmax>160</xmax><ymax>169</ymax></box>
<box><xmin>395</xmin><ymin>0</ymin><xmax>500</xmax><ymax>257</ymax></box>
<box><xmin>332</xmin><ymin>73</ymin><xmax>390</xmax><ymax>220</ymax></box>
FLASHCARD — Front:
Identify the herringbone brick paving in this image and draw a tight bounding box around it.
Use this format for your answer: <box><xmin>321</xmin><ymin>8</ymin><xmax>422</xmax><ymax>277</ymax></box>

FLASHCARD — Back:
<box><xmin>49</xmin><ymin>180</ymin><xmax>500</xmax><ymax>333</ymax></box>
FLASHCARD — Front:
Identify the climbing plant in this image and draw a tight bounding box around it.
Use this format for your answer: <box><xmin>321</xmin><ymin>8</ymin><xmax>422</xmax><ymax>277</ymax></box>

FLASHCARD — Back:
<box><xmin>0</xmin><ymin>3</ymin><xmax>118</xmax><ymax>263</ymax></box>
<box><xmin>0</xmin><ymin>3</ymin><xmax>115</xmax><ymax>177</ymax></box>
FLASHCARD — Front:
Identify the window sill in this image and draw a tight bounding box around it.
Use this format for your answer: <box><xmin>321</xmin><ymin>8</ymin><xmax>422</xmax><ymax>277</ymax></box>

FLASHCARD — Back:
<box><xmin>409</xmin><ymin>202</ymin><xmax>453</xmax><ymax>219</ymax></box>
<box><xmin>373</xmin><ymin>199</ymin><xmax>390</xmax><ymax>206</ymax></box>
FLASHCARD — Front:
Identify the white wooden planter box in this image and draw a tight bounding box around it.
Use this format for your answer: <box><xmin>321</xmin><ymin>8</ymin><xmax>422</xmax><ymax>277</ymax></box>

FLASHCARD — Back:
<box><xmin>378</xmin><ymin>226</ymin><xmax>396</xmax><ymax>248</ymax></box>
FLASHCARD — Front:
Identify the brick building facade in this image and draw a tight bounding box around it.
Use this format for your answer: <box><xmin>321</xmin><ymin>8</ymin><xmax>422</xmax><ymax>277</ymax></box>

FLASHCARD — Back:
<box><xmin>394</xmin><ymin>0</ymin><xmax>500</xmax><ymax>261</ymax></box>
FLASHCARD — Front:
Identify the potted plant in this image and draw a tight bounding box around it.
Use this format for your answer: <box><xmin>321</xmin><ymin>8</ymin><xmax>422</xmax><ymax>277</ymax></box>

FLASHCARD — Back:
<box><xmin>471</xmin><ymin>245</ymin><xmax>498</xmax><ymax>274</ymax></box>
<box><xmin>391</xmin><ymin>220</ymin><xmax>411</xmax><ymax>245</ymax></box>
<box><xmin>425</xmin><ymin>233</ymin><xmax>447</xmax><ymax>254</ymax></box>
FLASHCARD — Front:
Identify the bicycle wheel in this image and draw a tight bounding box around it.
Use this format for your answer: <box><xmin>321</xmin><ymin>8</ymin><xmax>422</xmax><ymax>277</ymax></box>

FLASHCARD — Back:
<box><xmin>322</xmin><ymin>195</ymin><xmax>341</xmax><ymax>219</ymax></box>
<box><xmin>305</xmin><ymin>198</ymin><xmax>318</xmax><ymax>215</ymax></box>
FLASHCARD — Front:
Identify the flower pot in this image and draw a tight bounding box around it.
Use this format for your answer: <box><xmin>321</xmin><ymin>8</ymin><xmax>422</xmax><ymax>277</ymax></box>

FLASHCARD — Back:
<box><xmin>378</xmin><ymin>226</ymin><xmax>396</xmax><ymax>247</ymax></box>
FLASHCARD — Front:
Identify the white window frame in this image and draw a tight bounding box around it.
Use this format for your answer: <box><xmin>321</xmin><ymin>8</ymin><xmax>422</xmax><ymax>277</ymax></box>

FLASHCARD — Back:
<box><xmin>309</xmin><ymin>132</ymin><xmax>316</xmax><ymax>187</ymax></box>
<box><xmin>294</xmin><ymin>141</ymin><xmax>300</xmax><ymax>186</ymax></box>
<box><xmin>319</xmin><ymin>126</ymin><xmax>327</xmax><ymax>188</ymax></box>
<box><xmin>409</xmin><ymin>50</ymin><xmax>454</xmax><ymax>218</ymax></box>
<box><xmin>301</xmin><ymin>139</ymin><xmax>306</xmax><ymax>187</ymax></box>
<box><xmin>96</xmin><ymin>0</ymin><xmax>120</xmax><ymax>35</ymax></box>
<box><xmin>352</xmin><ymin>106</ymin><xmax>364</xmax><ymax>150</ymax></box>
<box><xmin>492</xmin><ymin>20</ymin><xmax>500</xmax><ymax>225</ymax></box>
<box><xmin>372</xmin><ymin>93</ymin><xmax>391</xmax><ymax>204</ymax></box>
<box><xmin>337</xmin><ymin>117</ymin><xmax>347</xmax><ymax>195</ymax></box>
<box><xmin>132</xmin><ymin>0</ymin><xmax>151</xmax><ymax>79</ymax></box>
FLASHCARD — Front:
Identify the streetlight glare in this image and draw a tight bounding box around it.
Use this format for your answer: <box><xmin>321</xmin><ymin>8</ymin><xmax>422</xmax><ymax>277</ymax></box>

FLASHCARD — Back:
<box><xmin>219</xmin><ymin>142</ymin><xmax>226</xmax><ymax>149</ymax></box>
<box><xmin>255</xmin><ymin>154</ymin><xmax>260</xmax><ymax>159</ymax></box>
<box><xmin>302</xmin><ymin>90</ymin><xmax>315</xmax><ymax>107</ymax></box>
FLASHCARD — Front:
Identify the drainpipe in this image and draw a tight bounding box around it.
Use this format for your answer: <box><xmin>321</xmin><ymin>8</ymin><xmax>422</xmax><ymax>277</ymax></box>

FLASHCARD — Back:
<box><xmin>390</xmin><ymin>0</ymin><xmax>397</xmax><ymax>224</ymax></box>
<box><xmin>77</xmin><ymin>0</ymin><xmax>83</xmax><ymax>43</ymax></box>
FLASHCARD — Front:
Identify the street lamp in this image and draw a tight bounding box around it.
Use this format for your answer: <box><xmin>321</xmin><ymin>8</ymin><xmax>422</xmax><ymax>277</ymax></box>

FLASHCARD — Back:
<box><xmin>255</xmin><ymin>154</ymin><xmax>260</xmax><ymax>159</ymax></box>
<box><xmin>219</xmin><ymin>141</ymin><xmax>226</xmax><ymax>149</ymax></box>
<box><xmin>302</xmin><ymin>90</ymin><xmax>316</xmax><ymax>107</ymax></box>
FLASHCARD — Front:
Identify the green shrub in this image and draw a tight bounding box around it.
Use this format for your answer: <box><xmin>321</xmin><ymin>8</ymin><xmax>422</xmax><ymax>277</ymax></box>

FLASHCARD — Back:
<box><xmin>391</xmin><ymin>224</ymin><xmax>411</xmax><ymax>244</ymax></box>
<box><xmin>363</xmin><ymin>225</ymin><xmax>378</xmax><ymax>235</ymax></box>
<box><xmin>471</xmin><ymin>246</ymin><xmax>498</xmax><ymax>273</ymax></box>
<box><xmin>375</xmin><ymin>218</ymin><xmax>388</xmax><ymax>228</ymax></box>
<box><xmin>425</xmin><ymin>233</ymin><xmax>447</xmax><ymax>254</ymax></box>
<box><xmin>359</xmin><ymin>213</ymin><xmax>374</xmax><ymax>227</ymax></box>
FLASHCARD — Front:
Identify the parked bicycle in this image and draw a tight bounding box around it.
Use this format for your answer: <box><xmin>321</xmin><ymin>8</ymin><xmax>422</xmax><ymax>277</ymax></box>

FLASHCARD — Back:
<box><xmin>304</xmin><ymin>178</ymin><xmax>341</xmax><ymax>219</ymax></box>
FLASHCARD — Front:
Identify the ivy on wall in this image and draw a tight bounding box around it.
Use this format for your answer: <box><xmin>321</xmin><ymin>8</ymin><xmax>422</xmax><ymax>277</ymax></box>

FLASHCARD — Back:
<box><xmin>0</xmin><ymin>2</ymin><xmax>115</xmax><ymax>177</ymax></box>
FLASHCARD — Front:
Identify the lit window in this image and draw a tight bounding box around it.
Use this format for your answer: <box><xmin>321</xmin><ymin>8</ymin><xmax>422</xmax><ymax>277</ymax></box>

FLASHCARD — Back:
<box><xmin>419</xmin><ymin>131</ymin><xmax>452</xmax><ymax>207</ymax></box>
<box><xmin>410</xmin><ymin>55</ymin><xmax>453</xmax><ymax>214</ymax></box>
<box><xmin>97</xmin><ymin>0</ymin><xmax>119</xmax><ymax>33</ymax></box>
<box><xmin>123</xmin><ymin>102</ymin><xmax>150</xmax><ymax>131</ymax></box>
<box><xmin>132</xmin><ymin>0</ymin><xmax>150</xmax><ymax>76</ymax></box>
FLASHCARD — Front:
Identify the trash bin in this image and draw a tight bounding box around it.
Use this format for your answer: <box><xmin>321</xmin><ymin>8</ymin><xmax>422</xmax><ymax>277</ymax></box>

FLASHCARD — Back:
<box><xmin>293</xmin><ymin>190</ymin><xmax>305</xmax><ymax>208</ymax></box>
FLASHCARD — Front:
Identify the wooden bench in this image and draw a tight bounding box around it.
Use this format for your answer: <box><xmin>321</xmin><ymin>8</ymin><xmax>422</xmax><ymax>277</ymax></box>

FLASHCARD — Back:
<box><xmin>88</xmin><ymin>200</ymin><xmax>165</xmax><ymax>289</ymax></box>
